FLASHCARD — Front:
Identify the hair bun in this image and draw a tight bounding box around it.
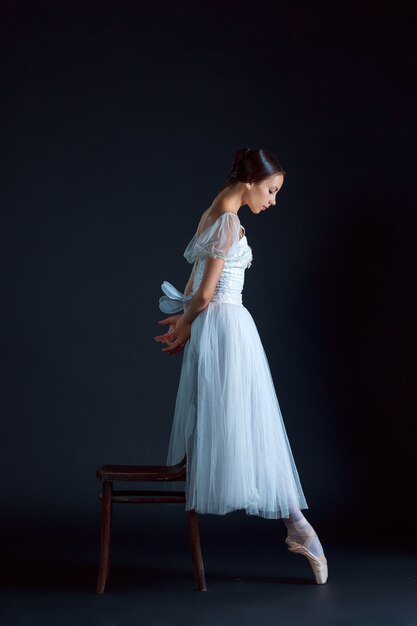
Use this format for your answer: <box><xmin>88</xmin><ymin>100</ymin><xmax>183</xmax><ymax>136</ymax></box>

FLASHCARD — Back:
<box><xmin>233</xmin><ymin>147</ymin><xmax>252</xmax><ymax>168</ymax></box>
<box><xmin>227</xmin><ymin>147</ymin><xmax>253</xmax><ymax>180</ymax></box>
<box><xmin>222</xmin><ymin>147</ymin><xmax>283</xmax><ymax>191</ymax></box>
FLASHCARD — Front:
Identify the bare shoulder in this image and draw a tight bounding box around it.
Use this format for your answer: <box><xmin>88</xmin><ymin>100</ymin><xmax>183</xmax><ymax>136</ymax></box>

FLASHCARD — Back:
<box><xmin>195</xmin><ymin>202</ymin><xmax>238</xmax><ymax>237</ymax></box>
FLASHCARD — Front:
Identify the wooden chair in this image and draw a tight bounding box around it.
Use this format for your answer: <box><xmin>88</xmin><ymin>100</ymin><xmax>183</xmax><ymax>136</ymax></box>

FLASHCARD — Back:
<box><xmin>96</xmin><ymin>454</ymin><xmax>207</xmax><ymax>592</ymax></box>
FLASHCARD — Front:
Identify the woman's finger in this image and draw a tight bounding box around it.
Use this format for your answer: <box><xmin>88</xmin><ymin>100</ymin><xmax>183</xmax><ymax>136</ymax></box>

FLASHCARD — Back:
<box><xmin>161</xmin><ymin>335</ymin><xmax>189</xmax><ymax>353</ymax></box>
<box><xmin>155</xmin><ymin>331</ymin><xmax>177</xmax><ymax>342</ymax></box>
<box><xmin>161</xmin><ymin>337</ymin><xmax>182</xmax><ymax>352</ymax></box>
<box><xmin>154</xmin><ymin>333</ymin><xmax>170</xmax><ymax>342</ymax></box>
<box><xmin>157</xmin><ymin>317</ymin><xmax>175</xmax><ymax>325</ymax></box>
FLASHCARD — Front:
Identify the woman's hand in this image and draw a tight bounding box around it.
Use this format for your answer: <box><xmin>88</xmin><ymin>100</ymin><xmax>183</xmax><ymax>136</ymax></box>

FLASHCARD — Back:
<box><xmin>154</xmin><ymin>313</ymin><xmax>191</xmax><ymax>355</ymax></box>
<box><xmin>155</xmin><ymin>313</ymin><xmax>182</xmax><ymax>340</ymax></box>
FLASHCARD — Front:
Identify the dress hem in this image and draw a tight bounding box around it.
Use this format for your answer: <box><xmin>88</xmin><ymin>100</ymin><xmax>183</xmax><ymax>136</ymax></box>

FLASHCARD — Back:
<box><xmin>184</xmin><ymin>503</ymin><xmax>309</xmax><ymax>520</ymax></box>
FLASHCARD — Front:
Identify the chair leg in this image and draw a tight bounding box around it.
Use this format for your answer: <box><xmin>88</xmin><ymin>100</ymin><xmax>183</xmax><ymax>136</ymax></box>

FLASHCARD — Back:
<box><xmin>187</xmin><ymin>509</ymin><xmax>207</xmax><ymax>591</ymax></box>
<box><xmin>97</xmin><ymin>481</ymin><xmax>113</xmax><ymax>593</ymax></box>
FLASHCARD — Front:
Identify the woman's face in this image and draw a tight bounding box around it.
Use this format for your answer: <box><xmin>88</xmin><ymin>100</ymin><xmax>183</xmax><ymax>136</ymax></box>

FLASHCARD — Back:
<box><xmin>244</xmin><ymin>173</ymin><xmax>284</xmax><ymax>214</ymax></box>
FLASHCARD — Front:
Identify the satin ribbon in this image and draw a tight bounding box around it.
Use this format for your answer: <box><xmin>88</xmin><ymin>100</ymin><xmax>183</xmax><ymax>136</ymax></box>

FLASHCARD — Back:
<box><xmin>159</xmin><ymin>280</ymin><xmax>192</xmax><ymax>314</ymax></box>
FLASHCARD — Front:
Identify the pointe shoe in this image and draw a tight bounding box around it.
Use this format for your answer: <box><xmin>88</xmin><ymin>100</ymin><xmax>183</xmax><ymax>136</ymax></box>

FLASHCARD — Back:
<box><xmin>285</xmin><ymin>524</ymin><xmax>328</xmax><ymax>584</ymax></box>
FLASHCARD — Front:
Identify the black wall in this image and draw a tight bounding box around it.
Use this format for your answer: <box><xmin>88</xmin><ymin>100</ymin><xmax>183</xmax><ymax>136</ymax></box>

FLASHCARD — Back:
<box><xmin>1</xmin><ymin>1</ymin><xmax>415</xmax><ymax>552</ymax></box>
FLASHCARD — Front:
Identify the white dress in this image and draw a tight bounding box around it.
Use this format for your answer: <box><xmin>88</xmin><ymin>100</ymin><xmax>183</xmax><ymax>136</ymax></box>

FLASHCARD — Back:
<box><xmin>158</xmin><ymin>211</ymin><xmax>308</xmax><ymax>519</ymax></box>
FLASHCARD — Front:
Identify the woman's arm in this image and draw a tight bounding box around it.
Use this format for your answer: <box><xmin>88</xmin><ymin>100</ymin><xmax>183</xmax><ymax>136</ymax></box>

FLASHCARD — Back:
<box><xmin>181</xmin><ymin>257</ymin><xmax>225</xmax><ymax>325</ymax></box>
<box><xmin>183</xmin><ymin>261</ymin><xmax>196</xmax><ymax>299</ymax></box>
<box><xmin>157</xmin><ymin>257</ymin><xmax>225</xmax><ymax>354</ymax></box>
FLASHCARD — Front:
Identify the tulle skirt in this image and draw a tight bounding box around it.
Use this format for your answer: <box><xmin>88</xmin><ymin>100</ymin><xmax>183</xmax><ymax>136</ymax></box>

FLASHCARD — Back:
<box><xmin>165</xmin><ymin>301</ymin><xmax>309</xmax><ymax>519</ymax></box>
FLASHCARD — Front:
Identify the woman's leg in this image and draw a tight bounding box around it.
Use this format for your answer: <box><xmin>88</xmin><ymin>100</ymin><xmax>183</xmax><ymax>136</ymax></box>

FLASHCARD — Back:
<box><xmin>282</xmin><ymin>505</ymin><xmax>325</xmax><ymax>559</ymax></box>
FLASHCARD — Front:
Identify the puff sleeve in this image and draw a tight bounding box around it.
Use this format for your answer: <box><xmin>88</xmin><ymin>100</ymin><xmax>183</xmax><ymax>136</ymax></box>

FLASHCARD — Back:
<box><xmin>183</xmin><ymin>212</ymin><xmax>241</xmax><ymax>263</ymax></box>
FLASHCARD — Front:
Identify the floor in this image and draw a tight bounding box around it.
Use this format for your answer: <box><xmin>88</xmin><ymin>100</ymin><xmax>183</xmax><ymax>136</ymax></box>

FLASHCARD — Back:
<box><xmin>1</xmin><ymin>510</ymin><xmax>416</xmax><ymax>626</ymax></box>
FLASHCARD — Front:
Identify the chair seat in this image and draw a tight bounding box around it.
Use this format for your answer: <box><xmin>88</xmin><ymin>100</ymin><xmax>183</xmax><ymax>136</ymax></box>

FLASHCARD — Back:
<box><xmin>97</xmin><ymin>462</ymin><xmax>186</xmax><ymax>482</ymax></box>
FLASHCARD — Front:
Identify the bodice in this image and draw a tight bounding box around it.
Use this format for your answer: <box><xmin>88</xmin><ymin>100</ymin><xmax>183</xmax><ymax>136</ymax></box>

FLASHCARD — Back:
<box><xmin>159</xmin><ymin>213</ymin><xmax>253</xmax><ymax>314</ymax></box>
<box><xmin>191</xmin><ymin>233</ymin><xmax>253</xmax><ymax>306</ymax></box>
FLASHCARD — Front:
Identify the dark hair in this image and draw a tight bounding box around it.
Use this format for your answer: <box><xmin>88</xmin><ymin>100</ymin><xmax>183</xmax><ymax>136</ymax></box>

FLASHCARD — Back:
<box><xmin>218</xmin><ymin>147</ymin><xmax>286</xmax><ymax>192</ymax></box>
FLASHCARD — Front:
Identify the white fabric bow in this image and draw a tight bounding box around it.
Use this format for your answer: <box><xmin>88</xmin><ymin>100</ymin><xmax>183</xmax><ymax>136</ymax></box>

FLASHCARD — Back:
<box><xmin>159</xmin><ymin>280</ymin><xmax>192</xmax><ymax>314</ymax></box>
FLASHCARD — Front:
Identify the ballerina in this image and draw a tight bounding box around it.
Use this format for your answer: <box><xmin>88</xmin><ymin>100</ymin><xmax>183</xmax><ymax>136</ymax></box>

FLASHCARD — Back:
<box><xmin>154</xmin><ymin>147</ymin><xmax>328</xmax><ymax>584</ymax></box>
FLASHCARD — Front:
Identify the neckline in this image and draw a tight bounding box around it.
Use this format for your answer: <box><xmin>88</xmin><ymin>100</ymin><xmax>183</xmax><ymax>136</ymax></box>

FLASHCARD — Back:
<box><xmin>194</xmin><ymin>211</ymin><xmax>244</xmax><ymax>242</ymax></box>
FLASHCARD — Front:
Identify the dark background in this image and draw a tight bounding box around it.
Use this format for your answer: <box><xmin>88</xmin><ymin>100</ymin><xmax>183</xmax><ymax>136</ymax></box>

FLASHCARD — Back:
<box><xmin>1</xmin><ymin>0</ymin><xmax>415</xmax><ymax>603</ymax></box>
